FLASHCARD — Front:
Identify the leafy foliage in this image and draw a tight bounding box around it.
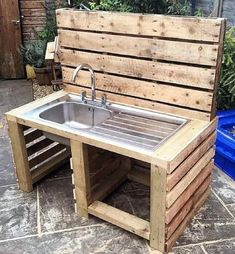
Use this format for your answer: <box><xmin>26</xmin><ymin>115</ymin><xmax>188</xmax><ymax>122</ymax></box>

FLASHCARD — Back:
<box><xmin>217</xmin><ymin>27</ymin><xmax>235</xmax><ymax>109</ymax></box>
<box><xmin>20</xmin><ymin>40</ymin><xmax>47</xmax><ymax>68</ymax></box>
<box><xmin>74</xmin><ymin>0</ymin><xmax>191</xmax><ymax>15</ymax></box>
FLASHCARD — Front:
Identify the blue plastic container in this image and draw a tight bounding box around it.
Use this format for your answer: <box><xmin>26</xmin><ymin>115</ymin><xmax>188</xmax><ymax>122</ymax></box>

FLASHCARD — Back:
<box><xmin>215</xmin><ymin>109</ymin><xmax>235</xmax><ymax>180</ymax></box>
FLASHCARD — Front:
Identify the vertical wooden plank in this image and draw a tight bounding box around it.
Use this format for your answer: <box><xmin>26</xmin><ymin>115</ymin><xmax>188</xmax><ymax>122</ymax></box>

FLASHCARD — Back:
<box><xmin>7</xmin><ymin>119</ymin><xmax>33</xmax><ymax>192</ymax></box>
<box><xmin>210</xmin><ymin>19</ymin><xmax>226</xmax><ymax>119</ymax></box>
<box><xmin>70</xmin><ymin>139</ymin><xmax>91</xmax><ymax>218</ymax></box>
<box><xmin>150</xmin><ymin>165</ymin><xmax>167</xmax><ymax>252</ymax></box>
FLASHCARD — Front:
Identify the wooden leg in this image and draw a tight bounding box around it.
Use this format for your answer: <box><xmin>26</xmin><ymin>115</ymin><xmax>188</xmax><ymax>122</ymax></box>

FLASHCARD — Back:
<box><xmin>150</xmin><ymin>164</ymin><xmax>167</xmax><ymax>252</ymax></box>
<box><xmin>70</xmin><ymin>140</ymin><xmax>91</xmax><ymax>218</ymax></box>
<box><xmin>7</xmin><ymin>120</ymin><xmax>33</xmax><ymax>192</ymax></box>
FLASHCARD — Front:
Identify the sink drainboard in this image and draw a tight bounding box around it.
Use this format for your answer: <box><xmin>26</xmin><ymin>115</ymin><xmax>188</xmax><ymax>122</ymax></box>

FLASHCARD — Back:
<box><xmin>90</xmin><ymin>112</ymin><xmax>184</xmax><ymax>151</ymax></box>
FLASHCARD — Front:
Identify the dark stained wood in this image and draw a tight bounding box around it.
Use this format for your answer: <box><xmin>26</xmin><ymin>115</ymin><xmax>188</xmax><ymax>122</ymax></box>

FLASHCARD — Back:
<box><xmin>0</xmin><ymin>0</ymin><xmax>25</xmax><ymax>78</ymax></box>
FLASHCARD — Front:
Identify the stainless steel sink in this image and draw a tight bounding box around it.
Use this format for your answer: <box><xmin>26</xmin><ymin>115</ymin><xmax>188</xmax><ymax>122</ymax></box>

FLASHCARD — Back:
<box><xmin>39</xmin><ymin>102</ymin><xmax>112</xmax><ymax>129</ymax></box>
<box><xmin>23</xmin><ymin>93</ymin><xmax>189</xmax><ymax>151</ymax></box>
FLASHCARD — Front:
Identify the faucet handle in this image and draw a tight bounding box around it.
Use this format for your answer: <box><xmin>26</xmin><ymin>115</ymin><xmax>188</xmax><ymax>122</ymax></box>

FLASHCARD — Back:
<box><xmin>81</xmin><ymin>91</ymin><xmax>86</xmax><ymax>101</ymax></box>
<box><xmin>101</xmin><ymin>94</ymin><xmax>107</xmax><ymax>106</ymax></box>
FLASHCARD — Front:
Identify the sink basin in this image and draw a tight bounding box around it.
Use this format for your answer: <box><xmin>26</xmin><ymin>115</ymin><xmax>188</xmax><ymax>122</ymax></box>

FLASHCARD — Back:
<box><xmin>23</xmin><ymin>93</ymin><xmax>189</xmax><ymax>151</ymax></box>
<box><xmin>39</xmin><ymin>102</ymin><xmax>112</xmax><ymax>129</ymax></box>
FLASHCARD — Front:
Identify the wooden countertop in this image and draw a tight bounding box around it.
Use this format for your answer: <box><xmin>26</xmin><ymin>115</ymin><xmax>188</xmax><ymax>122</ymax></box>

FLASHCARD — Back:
<box><xmin>5</xmin><ymin>90</ymin><xmax>216</xmax><ymax>171</ymax></box>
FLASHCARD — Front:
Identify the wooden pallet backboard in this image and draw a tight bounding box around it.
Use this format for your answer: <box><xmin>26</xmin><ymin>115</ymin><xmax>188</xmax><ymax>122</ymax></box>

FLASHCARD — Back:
<box><xmin>56</xmin><ymin>9</ymin><xmax>225</xmax><ymax>121</ymax></box>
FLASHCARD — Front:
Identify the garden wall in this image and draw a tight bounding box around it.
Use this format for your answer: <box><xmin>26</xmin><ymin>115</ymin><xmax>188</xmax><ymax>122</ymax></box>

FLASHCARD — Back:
<box><xmin>19</xmin><ymin>0</ymin><xmax>62</xmax><ymax>43</ymax></box>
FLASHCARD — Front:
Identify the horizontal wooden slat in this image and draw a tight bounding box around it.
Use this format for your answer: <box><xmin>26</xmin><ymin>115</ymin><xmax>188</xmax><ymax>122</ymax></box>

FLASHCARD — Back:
<box><xmin>165</xmin><ymin>161</ymin><xmax>213</xmax><ymax>223</ymax></box>
<box><xmin>165</xmin><ymin>187</ymin><xmax>210</xmax><ymax>252</ymax></box>
<box><xmin>24</xmin><ymin>129</ymin><xmax>43</xmax><ymax>144</ymax></box>
<box><xmin>88</xmin><ymin>201</ymin><xmax>150</xmax><ymax>240</ymax></box>
<box><xmin>166</xmin><ymin>175</ymin><xmax>211</xmax><ymax>239</ymax></box>
<box><xmin>29</xmin><ymin>143</ymin><xmax>66</xmax><ymax>168</ymax></box>
<box><xmin>21</xmin><ymin>8</ymin><xmax>46</xmax><ymax>17</ymax></box>
<box><xmin>59</xmin><ymin>30</ymin><xmax>218</xmax><ymax>66</ymax></box>
<box><xmin>56</xmin><ymin>9</ymin><xmax>222</xmax><ymax>42</ymax></box>
<box><xmin>31</xmin><ymin>150</ymin><xmax>70</xmax><ymax>183</ymax></box>
<box><xmin>27</xmin><ymin>137</ymin><xmax>54</xmax><ymax>156</ymax></box>
<box><xmin>166</xmin><ymin>148</ymin><xmax>214</xmax><ymax>208</ymax></box>
<box><xmin>167</xmin><ymin>131</ymin><xmax>216</xmax><ymax>191</ymax></box>
<box><xmin>60</xmin><ymin>49</ymin><xmax>215</xmax><ymax>89</ymax></box>
<box><xmin>63</xmin><ymin>67</ymin><xmax>213</xmax><ymax>111</ymax></box>
<box><xmin>64</xmin><ymin>85</ymin><xmax>211</xmax><ymax>121</ymax></box>
<box><xmin>20</xmin><ymin>1</ymin><xmax>45</xmax><ymax>9</ymax></box>
<box><xmin>64</xmin><ymin>88</ymin><xmax>212</xmax><ymax>124</ymax></box>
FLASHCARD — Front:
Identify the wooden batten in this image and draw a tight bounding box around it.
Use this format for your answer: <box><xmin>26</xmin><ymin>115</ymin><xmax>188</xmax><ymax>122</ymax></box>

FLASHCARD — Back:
<box><xmin>88</xmin><ymin>201</ymin><xmax>150</xmax><ymax>240</ymax></box>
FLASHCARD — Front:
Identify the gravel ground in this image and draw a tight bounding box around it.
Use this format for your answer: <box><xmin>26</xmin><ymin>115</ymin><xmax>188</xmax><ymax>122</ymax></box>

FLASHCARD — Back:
<box><xmin>32</xmin><ymin>79</ymin><xmax>54</xmax><ymax>100</ymax></box>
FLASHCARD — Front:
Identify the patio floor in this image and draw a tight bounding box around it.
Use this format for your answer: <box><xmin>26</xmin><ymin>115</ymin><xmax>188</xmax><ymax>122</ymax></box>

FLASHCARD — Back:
<box><xmin>0</xmin><ymin>80</ymin><xmax>234</xmax><ymax>254</ymax></box>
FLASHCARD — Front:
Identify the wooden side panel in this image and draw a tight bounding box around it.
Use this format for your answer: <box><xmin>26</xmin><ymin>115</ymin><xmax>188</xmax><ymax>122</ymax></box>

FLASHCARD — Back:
<box><xmin>164</xmin><ymin>123</ymin><xmax>215</xmax><ymax>252</ymax></box>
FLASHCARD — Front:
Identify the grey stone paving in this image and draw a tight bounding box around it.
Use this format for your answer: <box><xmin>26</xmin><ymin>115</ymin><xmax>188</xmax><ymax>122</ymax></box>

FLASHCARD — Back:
<box><xmin>0</xmin><ymin>80</ymin><xmax>234</xmax><ymax>253</ymax></box>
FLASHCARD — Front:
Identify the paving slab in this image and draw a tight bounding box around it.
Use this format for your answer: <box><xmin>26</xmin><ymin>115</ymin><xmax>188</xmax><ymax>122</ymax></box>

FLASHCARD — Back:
<box><xmin>0</xmin><ymin>185</ymin><xmax>37</xmax><ymax>241</ymax></box>
<box><xmin>38</xmin><ymin>177</ymin><xmax>101</xmax><ymax>233</ymax></box>
<box><xmin>211</xmin><ymin>167</ymin><xmax>235</xmax><ymax>205</ymax></box>
<box><xmin>0</xmin><ymin>137</ymin><xmax>16</xmax><ymax>186</ymax></box>
<box><xmin>176</xmin><ymin>191</ymin><xmax>235</xmax><ymax>246</ymax></box>
<box><xmin>0</xmin><ymin>224</ymin><xmax>148</xmax><ymax>254</ymax></box>
<box><xmin>204</xmin><ymin>239</ymin><xmax>235</xmax><ymax>254</ymax></box>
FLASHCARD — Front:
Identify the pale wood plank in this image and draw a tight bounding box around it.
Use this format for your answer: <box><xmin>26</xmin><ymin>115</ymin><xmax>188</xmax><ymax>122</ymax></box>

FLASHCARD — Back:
<box><xmin>88</xmin><ymin>201</ymin><xmax>150</xmax><ymax>240</ymax></box>
<box><xmin>166</xmin><ymin>132</ymin><xmax>216</xmax><ymax>191</ymax></box>
<box><xmin>7</xmin><ymin>120</ymin><xmax>33</xmax><ymax>192</ymax></box>
<box><xmin>59</xmin><ymin>29</ymin><xmax>218</xmax><ymax>66</ymax></box>
<box><xmin>211</xmin><ymin>19</ymin><xmax>226</xmax><ymax>119</ymax></box>
<box><xmin>63</xmin><ymin>67</ymin><xmax>213</xmax><ymax>111</ymax></box>
<box><xmin>60</xmin><ymin>48</ymin><xmax>216</xmax><ymax>89</ymax></box>
<box><xmin>153</xmin><ymin>119</ymin><xmax>217</xmax><ymax>171</ymax></box>
<box><xmin>71</xmin><ymin>140</ymin><xmax>90</xmax><ymax>218</ymax></box>
<box><xmin>65</xmin><ymin>85</ymin><xmax>210</xmax><ymax>121</ymax></box>
<box><xmin>150</xmin><ymin>165</ymin><xmax>167</xmax><ymax>252</ymax></box>
<box><xmin>166</xmin><ymin>148</ymin><xmax>214</xmax><ymax>208</ymax></box>
<box><xmin>56</xmin><ymin>9</ymin><xmax>222</xmax><ymax>42</ymax></box>
<box><xmin>165</xmin><ymin>161</ymin><xmax>213</xmax><ymax>223</ymax></box>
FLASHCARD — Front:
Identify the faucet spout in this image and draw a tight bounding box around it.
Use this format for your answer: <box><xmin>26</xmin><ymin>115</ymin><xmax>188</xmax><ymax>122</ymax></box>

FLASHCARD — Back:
<box><xmin>72</xmin><ymin>64</ymin><xmax>96</xmax><ymax>101</ymax></box>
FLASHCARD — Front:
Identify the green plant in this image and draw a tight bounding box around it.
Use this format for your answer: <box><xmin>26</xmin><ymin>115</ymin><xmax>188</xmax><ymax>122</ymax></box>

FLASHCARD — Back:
<box><xmin>20</xmin><ymin>40</ymin><xmax>47</xmax><ymax>68</ymax></box>
<box><xmin>167</xmin><ymin>0</ymin><xmax>191</xmax><ymax>15</ymax></box>
<box><xmin>217</xmin><ymin>27</ymin><xmax>235</xmax><ymax>109</ymax></box>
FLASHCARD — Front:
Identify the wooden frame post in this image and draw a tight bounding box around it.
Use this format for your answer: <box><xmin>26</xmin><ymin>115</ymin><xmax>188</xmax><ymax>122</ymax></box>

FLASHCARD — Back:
<box><xmin>150</xmin><ymin>164</ymin><xmax>167</xmax><ymax>252</ymax></box>
<box><xmin>7</xmin><ymin>119</ymin><xmax>33</xmax><ymax>192</ymax></box>
<box><xmin>70</xmin><ymin>140</ymin><xmax>91</xmax><ymax>218</ymax></box>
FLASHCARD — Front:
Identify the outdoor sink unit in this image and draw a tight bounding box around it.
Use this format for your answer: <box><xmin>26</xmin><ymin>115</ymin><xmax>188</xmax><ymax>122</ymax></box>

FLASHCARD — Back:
<box><xmin>24</xmin><ymin>92</ymin><xmax>188</xmax><ymax>151</ymax></box>
<box><xmin>5</xmin><ymin>9</ymin><xmax>224</xmax><ymax>254</ymax></box>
